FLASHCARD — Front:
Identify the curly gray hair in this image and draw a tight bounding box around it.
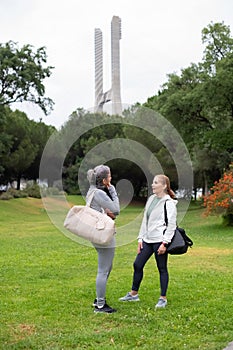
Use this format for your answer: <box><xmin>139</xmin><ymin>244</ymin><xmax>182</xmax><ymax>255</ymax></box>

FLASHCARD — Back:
<box><xmin>87</xmin><ymin>165</ymin><xmax>110</xmax><ymax>186</ymax></box>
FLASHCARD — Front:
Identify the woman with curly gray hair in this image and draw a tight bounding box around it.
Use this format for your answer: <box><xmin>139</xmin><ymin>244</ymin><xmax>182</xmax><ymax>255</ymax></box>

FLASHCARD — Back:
<box><xmin>86</xmin><ymin>164</ymin><xmax>120</xmax><ymax>313</ymax></box>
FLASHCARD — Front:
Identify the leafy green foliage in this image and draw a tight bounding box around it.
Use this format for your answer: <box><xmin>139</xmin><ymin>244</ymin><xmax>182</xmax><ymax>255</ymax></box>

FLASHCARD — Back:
<box><xmin>3</xmin><ymin>110</ymin><xmax>38</xmax><ymax>188</ymax></box>
<box><xmin>144</xmin><ymin>21</ymin><xmax>233</xmax><ymax>194</ymax></box>
<box><xmin>0</xmin><ymin>41</ymin><xmax>54</xmax><ymax>114</ymax></box>
<box><xmin>202</xmin><ymin>21</ymin><xmax>233</xmax><ymax>71</ymax></box>
<box><xmin>0</xmin><ymin>108</ymin><xmax>54</xmax><ymax>189</ymax></box>
<box><xmin>61</xmin><ymin>110</ymin><xmax>152</xmax><ymax>195</ymax></box>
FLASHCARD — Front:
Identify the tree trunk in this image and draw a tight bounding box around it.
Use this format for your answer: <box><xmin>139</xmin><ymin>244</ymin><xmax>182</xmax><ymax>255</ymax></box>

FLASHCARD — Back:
<box><xmin>193</xmin><ymin>187</ymin><xmax>197</xmax><ymax>201</ymax></box>
<box><xmin>16</xmin><ymin>176</ymin><xmax>21</xmax><ymax>190</ymax></box>
<box><xmin>222</xmin><ymin>213</ymin><xmax>233</xmax><ymax>226</ymax></box>
<box><xmin>202</xmin><ymin>172</ymin><xmax>208</xmax><ymax>196</ymax></box>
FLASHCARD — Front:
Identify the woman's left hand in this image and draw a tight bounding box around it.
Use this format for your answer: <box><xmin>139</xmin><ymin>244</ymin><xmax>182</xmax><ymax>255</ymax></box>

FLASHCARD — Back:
<box><xmin>157</xmin><ymin>243</ymin><xmax>167</xmax><ymax>255</ymax></box>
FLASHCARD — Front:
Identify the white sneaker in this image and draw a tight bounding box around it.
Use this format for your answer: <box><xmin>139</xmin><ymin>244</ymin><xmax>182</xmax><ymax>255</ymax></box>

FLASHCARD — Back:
<box><xmin>155</xmin><ymin>298</ymin><xmax>167</xmax><ymax>308</ymax></box>
<box><xmin>119</xmin><ymin>292</ymin><xmax>140</xmax><ymax>302</ymax></box>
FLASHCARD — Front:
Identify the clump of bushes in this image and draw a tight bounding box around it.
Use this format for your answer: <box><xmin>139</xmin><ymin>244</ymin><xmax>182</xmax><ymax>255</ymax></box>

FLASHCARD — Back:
<box><xmin>0</xmin><ymin>184</ymin><xmax>66</xmax><ymax>200</ymax></box>
<box><xmin>0</xmin><ymin>192</ymin><xmax>13</xmax><ymax>200</ymax></box>
<box><xmin>203</xmin><ymin>163</ymin><xmax>233</xmax><ymax>226</ymax></box>
<box><xmin>7</xmin><ymin>188</ymin><xmax>28</xmax><ymax>198</ymax></box>
<box><xmin>25</xmin><ymin>183</ymin><xmax>41</xmax><ymax>198</ymax></box>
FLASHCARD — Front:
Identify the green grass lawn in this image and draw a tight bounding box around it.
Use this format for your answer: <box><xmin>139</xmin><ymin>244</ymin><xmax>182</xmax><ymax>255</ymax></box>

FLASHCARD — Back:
<box><xmin>0</xmin><ymin>197</ymin><xmax>233</xmax><ymax>349</ymax></box>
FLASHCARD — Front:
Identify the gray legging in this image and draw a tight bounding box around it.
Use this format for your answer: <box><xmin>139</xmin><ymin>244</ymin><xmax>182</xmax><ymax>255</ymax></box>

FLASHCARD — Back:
<box><xmin>94</xmin><ymin>237</ymin><xmax>115</xmax><ymax>307</ymax></box>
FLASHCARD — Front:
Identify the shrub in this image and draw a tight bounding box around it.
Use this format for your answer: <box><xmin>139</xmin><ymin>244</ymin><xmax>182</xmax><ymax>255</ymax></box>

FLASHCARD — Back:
<box><xmin>7</xmin><ymin>188</ymin><xmax>28</xmax><ymax>198</ymax></box>
<box><xmin>0</xmin><ymin>192</ymin><xmax>13</xmax><ymax>200</ymax></box>
<box><xmin>40</xmin><ymin>186</ymin><xmax>64</xmax><ymax>197</ymax></box>
<box><xmin>25</xmin><ymin>183</ymin><xmax>41</xmax><ymax>199</ymax></box>
<box><xmin>203</xmin><ymin>163</ymin><xmax>233</xmax><ymax>225</ymax></box>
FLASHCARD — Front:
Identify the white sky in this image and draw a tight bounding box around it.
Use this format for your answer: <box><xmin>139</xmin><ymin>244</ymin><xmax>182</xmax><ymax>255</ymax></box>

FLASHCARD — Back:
<box><xmin>1</xmin><ymin>0</ymin><xmax>233</xmax><ymax>128</ymax></box>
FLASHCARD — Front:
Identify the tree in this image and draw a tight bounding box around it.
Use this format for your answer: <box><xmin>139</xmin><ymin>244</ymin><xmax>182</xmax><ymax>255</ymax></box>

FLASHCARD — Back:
<box><xmin>0</xmin><ymin>41</ymin><xmax>54</xmax><ymax>114</ymax></box>
<box><xmin>24</xmin><ymin>120</ymin><xmax>56</xmax><ymax>181</ymax></box>
<box><xmin>144</xmin><ymin>21</ymin><xmax>233</xmax><ymax>195</ymax></box>
<box><xmin>202</xmin><ymin>21</ymin><xmax>233</xmax><ymax>73</ymax></box>
<box><xmin>2</xmin><ymin>110</ymin><xmax>38</xmax><ymax>189</ymax></box>
<box><xmin>201</xmin><ymin>22</ymin><xmax>233</xmax><ymax>123</ymax></box>
<box><xmin>61</xmin><ymin>110</ymin><xmax>126</xmax><ymax>194</ymax></box>
<box><xmin>0</xmin><ymin>106</ymin><xmax>12</xmax><ymax>176</ymax></box>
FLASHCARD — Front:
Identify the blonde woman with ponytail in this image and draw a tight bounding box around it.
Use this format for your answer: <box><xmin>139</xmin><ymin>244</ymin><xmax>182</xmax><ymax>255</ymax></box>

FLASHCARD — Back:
<box><xmin>119</xmin><ymin>174</ymin><xmax>177</xmax><ymax>308</ymax></box>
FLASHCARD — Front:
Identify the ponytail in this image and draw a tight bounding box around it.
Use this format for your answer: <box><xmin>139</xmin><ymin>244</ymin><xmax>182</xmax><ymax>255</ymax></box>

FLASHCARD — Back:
<box><xmin>87</xmin><ymin>169</ymin><xmax>96</xmax><ymax>185</ymax></box>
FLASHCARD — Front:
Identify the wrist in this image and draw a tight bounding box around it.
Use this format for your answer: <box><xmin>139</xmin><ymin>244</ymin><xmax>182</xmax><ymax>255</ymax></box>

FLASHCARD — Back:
<box><xmin>108</xmin><ymin>185</ymin><xmax>114</xmax><ymax>192</ymax></box>
<box><xmin>162</xmin><ymin>242</ymin><xmax>168</xmax><ymax>248</ymax></box>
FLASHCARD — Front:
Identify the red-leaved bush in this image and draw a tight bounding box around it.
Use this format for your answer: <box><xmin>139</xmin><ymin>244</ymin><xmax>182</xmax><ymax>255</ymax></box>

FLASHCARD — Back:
<box><xmin>203</xmin><ymin>163</ymin><xmax>233</xmax><ymax>226</ymax></box>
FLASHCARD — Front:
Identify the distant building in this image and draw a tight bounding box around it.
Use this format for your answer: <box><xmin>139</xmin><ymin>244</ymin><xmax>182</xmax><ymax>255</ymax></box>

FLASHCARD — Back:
<box><xmin>94</xmin><ymin>16</ymin><xmax>122</xmax><ymax>115</ymax></box>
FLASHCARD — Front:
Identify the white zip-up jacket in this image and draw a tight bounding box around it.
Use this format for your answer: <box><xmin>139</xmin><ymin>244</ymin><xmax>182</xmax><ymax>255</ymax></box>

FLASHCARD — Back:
<box><xmin>138</xmin><ymin>194</ymin><xmax>177</xmax><ymax>244</ymax></box>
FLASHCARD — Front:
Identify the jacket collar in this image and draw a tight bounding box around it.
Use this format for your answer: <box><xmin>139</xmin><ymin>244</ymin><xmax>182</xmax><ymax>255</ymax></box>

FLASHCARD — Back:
<box><xmin>152</xmin><ymin>194</ymin><xmax>172</xmax><ymax>203</ymax></box>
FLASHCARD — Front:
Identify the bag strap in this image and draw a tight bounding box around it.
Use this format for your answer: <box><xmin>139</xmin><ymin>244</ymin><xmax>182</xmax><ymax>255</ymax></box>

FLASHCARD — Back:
<box><xmin>86</xmin><ymin>189</ymin><xmax>97</xmax><ymax>207</ymax></box>
<box><xmin>164</xmin><ymin>200</ymin><xmax>168</xmax><ymax>226</ymax></box>
<box><xmin>164</xmin><ymin>199</ymin><xmax>178</xmax><ymax>228</ymax></box>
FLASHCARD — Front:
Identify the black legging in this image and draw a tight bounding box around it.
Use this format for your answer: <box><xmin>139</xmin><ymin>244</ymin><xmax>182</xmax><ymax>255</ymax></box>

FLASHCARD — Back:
<box><xmin>132</xmin><ymin>241</ymin><xmax>169</xmax><ymax>297</ymax></box>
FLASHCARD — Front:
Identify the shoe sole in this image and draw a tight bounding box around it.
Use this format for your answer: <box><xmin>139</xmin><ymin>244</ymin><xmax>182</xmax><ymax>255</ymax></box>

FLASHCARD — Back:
<box><xmin>155</xmin><ymin>304</ymin><xmax>167</xmax><ymax>308</ymax></box>
<box><xmin>119</xmin><ymin>298</ymin><xmax>140</xmax><ymax>302</ymax></box>
<box><xmin>155</xmin><ymin>306</ymin><xmax>166</xmax><ymax>308</ymax></box>
<box><xmin>94</xmin><ymin>310</ymin><xmax>117</xmax><ymax>313</ymax></box>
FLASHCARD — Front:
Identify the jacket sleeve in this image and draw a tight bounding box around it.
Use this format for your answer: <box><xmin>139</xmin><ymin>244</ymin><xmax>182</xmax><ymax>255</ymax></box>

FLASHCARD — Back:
<box><xmin>94</xmin><ymin>185</ymin><xmax>120</xmax><ymax>216</ymax></box>
<box><xmin>163</xmin><ymin>200</ymin><xmax>177</xmax><ymax>243</ymax></box>
<box><xmin>137</xmin><ymin>210</ymin><xmax>146</xmax><ymax>242</ymax></box>
<box><xmin>137</xmin><ymin>196</ymin><xmax>153</xmax><ymax>241</ymax></box>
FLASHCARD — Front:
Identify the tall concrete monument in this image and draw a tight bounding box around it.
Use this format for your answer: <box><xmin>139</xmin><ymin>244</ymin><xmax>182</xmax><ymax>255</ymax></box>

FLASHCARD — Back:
<box><xmin>94</xmin><ymin>16</ymin><xmax>122</xmax><ymax>115</ymax></box>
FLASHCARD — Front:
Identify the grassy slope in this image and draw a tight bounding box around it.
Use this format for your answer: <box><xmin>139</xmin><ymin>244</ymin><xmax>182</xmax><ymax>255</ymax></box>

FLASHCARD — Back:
<box><xmin>0</xmin><ymin>197</ymin><xmax>233</xmax><ymax>350</ymax></box>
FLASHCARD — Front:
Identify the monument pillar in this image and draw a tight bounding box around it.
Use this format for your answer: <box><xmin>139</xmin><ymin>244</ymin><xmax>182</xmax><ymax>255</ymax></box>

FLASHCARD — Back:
<box><xmin>111</xmin><ymin>16</ymin><xmax>122</xmax><ymax>115</ymax></box>
<box><xmin>94</xmin><ymin>16</ymin><xmax>122</xmax><ymax>115</ymax></box>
